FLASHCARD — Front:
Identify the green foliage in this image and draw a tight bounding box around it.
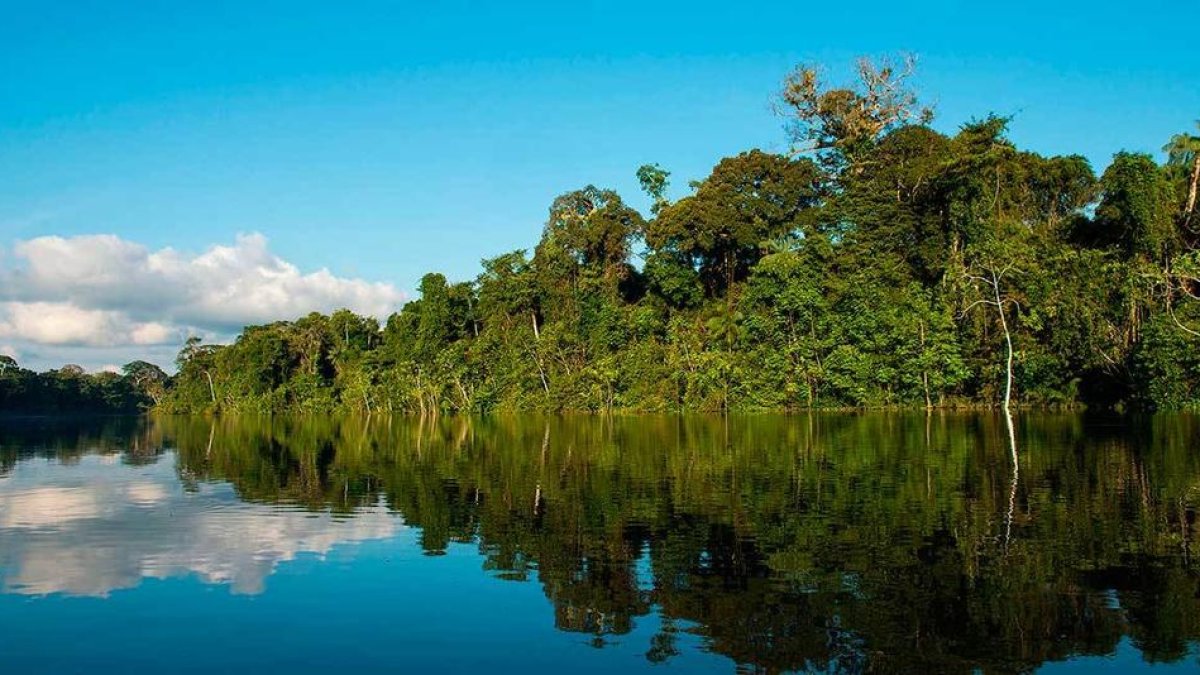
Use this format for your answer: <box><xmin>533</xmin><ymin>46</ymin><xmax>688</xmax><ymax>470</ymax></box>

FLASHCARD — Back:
<box><xmin>0</xmin><ymin>355</ymin><xmax>153</xmax><ymax>414</ymax></box>
<box><xmin>34</xmin><ymin>59</ymin><xmax>1191</xmax><ymax>414</ymax></box>
<box><xmin>646</xmin><ymin>150</ymin><xmax>822</xmax><ymax>297</ymax></box>
<box><xmin>1095</xmin><ymin>152</ymin><xmax>1178</xmax><ymax>260</ymax></box>
<box><xmin>1133</xmin><ymin>313</ymin><xmax>1200</xmax><ymax>409</ymax></box>
<box><xmin>635</xmin><ymin>163</ymin><xmax>670</xmax><ymax>214</ymax></box>
<box><xmin>643</xmin><ymin>251</ymin><xmax>702</xmax><ymax>310</ymax></box>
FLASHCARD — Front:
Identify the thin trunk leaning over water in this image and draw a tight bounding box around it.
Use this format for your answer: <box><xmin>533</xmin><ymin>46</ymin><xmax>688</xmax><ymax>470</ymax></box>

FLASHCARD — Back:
<box><xmin>963</xmin><ymin>262</ymin><xmax>1019</xmax><ymax>412</ymax></box>
<box><xmin>994</xmin><ymin>277</ymin><xmax>1015</xmax><ymax>413</ymax></box>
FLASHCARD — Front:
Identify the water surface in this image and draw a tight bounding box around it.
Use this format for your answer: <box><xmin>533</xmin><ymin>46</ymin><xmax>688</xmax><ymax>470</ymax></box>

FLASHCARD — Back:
<box><xmin>1</xmin><ymin>413</ymin><xmax>1199</xmax><ymax>673</ymax></box>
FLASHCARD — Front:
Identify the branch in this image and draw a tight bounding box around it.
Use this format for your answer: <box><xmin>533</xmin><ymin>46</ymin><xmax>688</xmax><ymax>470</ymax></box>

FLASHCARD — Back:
<box><xmin>1169</xmin><ymin>304</ymin><xmax>1200</xmax><ymax>338</ymax></box>
<box><xmin>964</xmin><ymin>273</ymin><xmax>998</xmax><ymax>288</ymax></box>
<box><xmin>959</xmin><ymin>298</ymin><xmax>999</xmax><ymax>318</ymax></box>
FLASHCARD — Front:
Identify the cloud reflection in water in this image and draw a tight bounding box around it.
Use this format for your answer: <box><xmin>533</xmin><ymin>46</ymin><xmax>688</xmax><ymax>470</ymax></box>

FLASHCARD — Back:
<box><xmin>0</xmin><ymin>454</ymin><xmax>401</xmax><ymax>597</ymax></box>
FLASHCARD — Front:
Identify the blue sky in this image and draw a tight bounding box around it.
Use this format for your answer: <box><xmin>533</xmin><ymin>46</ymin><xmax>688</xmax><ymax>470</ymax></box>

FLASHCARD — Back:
<box><xmin>1</xmin><ymin>1</ymin><xmax>1197</xmax><ymax>369</ymax></box>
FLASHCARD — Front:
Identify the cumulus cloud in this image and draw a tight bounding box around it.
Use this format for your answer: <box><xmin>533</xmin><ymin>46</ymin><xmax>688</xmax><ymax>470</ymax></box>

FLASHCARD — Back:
<box><xmin>0</xmin><ymin>302</ymin><xmax>164</xmax><ymax>347</ymax></box>
<box><xmin>0</xmin><ymin>233</ymin><xmax>406</xmax><ymax>367</ymax></box>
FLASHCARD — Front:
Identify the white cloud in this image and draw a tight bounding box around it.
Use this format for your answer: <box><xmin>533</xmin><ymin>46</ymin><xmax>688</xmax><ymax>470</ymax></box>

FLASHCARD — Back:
<box><xmin>0</xmin><ymin>233</ymin><xmax>406</xmax><ymax>369</ymax></box>
<box><xmin>0</xmin><ymin>301</ymin><xmax>170</xmax><ymax>347</ymax></box>
<box><xmin>129</xmin><ymin>322</ymin><xmax>175</xmax><ymax>345</ymax></box>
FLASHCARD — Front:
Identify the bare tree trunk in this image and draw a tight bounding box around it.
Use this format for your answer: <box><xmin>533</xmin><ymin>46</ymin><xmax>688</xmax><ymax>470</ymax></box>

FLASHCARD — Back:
<box><xmin>810</xmin><ymin>318</ymin><xmax>822</xmax><ymax>407</ymax></box>
<box><xmin>993</xmin><ymin>274</ymin><xmax>1015</xmax><ymax>412</ymax></box>
<box><xmin>455</xmin><ymin>377</ymin><xmax>470</xmax><ymax>410</ymax></box>
<box><xmin>919</xmin><ymin>321</ymin><xmax>931</xmax><ymax>409</ymax></box>
<box><xmin>531</xmin><ymin>311</ymin><xmax>550</xmax><ymax>395</ymax></box>
<box><xmin>962</xmin><ymin>265</ymin><xmax>1018</xmax><ymax>411</ymax></box>
<box><xmin>204</xmin><ymin>370</ymin><xmax>216</xmax><ymax>404</ymax></box>
<box><xmin>416</xmin><ymin>370</ymin><xmax>427</xmax><ymax>417</ymax></box>
<box><xmin>1187</xmin><ymin>155</ymin><xmax>1200</xmax><ymax>223</ymax></box>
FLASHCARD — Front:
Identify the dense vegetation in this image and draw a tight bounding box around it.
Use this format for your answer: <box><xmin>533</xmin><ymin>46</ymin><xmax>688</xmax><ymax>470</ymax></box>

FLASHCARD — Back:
<box><xmin>5</xmin><ymin>56</ymin><xmax>1200</xmax><ymax>413</ymax></box>
<box><xmin>0</xmin><ymin>358</ymin><xmax>160</xmax><ymax>414</ymax></box>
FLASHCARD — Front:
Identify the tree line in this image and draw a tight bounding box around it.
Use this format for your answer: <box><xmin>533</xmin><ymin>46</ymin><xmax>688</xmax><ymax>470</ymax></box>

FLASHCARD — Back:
<box><xmin>5</xmin><ymin>56</ymin><xmax>1200</xmax><ymax>413</ymax></box>
<box><xmin>0</xmin><ymin>357</ymin><xmax>163</xmax><ymax>414</ymax></box>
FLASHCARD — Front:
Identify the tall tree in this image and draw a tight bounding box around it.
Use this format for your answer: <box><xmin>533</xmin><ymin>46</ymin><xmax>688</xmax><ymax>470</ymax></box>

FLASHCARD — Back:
<box><xmin>1095</xmin><ymin>152</ymin><xmax>1178</xmax><ymax>261</ymax></box>
<box><xmin>176</xmin><ymin>336</ymin><xmax>220</xmax><ymax>406</ymax></box>
<box><xmin>778</xmin><ymin>54</ymin><xmax>933</xmax><ymax>172</ymax></box>
<box><xmin>636</xmin><ymin>163</ymin><xmax>671</xmax><ymax>214</ymax></box>
<box><xmin>122</xmin><ymin>360</ymin><xmax>169</xmax><ymax>406</ymax></box>
<box><xmin>1164</xmin><ymin>121</ymin><xmax>1200</xmax><ymax>230</ymax></box>
<box><xmin>646</xmin><ymin>150</ymin><xmax>823</xmax><ymax>297</ymax></box>
<box><xmin>535</xmin><ymin>186</ymin><xmax>644</xmax><ymax>295</ymax></box>
<box><xmin>962</xmin><ymin>231</ymin><xmax>1032</xmax><ymax>411</ymax></box>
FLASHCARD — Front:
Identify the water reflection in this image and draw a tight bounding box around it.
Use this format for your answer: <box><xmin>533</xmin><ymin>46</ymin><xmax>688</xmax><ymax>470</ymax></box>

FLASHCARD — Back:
<box><xmin>1</xmin><ymin>413</ymin><xmax>1199</xmax><ymax>672</ymax></box>
<box><xmin>0</xmin><ymin>420</ymin><xmax>398</xmax><ymax>596</ymax></box>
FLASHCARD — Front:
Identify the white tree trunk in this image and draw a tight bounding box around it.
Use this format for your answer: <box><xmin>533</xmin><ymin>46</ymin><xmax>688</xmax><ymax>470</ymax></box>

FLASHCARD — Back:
<box><xmin>1187</xmin><ymin>154</ymin><xmax>1199</xmax><ymax>221</ymax></box>
<box><xmin>531</xmin><ymin>311</ymin><xmax>549</xmax><ymax>395</ymax></box>
<box><xmin>993</xmin><ymin>275</ymin><xmax>1014</xmax><ymax>412</ymax></box>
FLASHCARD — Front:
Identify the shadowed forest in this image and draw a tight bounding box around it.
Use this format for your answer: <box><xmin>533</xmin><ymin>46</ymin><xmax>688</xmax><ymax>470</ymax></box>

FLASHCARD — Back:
<box><xmin>4</xmin><ymin>56</ymin><xmax>1200</xmax><ymax>413</ymax></box>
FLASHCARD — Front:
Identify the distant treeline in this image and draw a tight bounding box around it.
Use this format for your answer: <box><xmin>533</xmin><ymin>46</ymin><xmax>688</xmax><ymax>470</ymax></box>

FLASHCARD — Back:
<box><xmin>5</xmin><ymin>56</ymin><xmax>1200</xmax><ymax>414</ymax></box>
<box><xmin>0</xmin><ymin>360</ymin><xmax>158</xmax><ymax>415</ymax></box>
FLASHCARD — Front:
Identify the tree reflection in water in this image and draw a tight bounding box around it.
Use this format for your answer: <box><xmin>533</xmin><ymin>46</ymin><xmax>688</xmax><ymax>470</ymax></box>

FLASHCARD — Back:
<box><xmin>3</xmin><ymin>412</ymin><xmax>1200</xmax><ymax>672</ymax></box>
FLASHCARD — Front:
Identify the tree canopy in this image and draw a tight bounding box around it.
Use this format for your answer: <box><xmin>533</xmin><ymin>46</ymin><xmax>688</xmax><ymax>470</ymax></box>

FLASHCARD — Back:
<box><xmin>6</xmin><ymin>56</ymin><xmax>1200</xmax><ymax>414</ymax></box>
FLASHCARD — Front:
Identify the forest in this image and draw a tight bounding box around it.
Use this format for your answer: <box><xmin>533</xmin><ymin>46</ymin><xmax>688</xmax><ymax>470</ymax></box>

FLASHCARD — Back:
<box><xmin>4</xmin><ymin>56</ymin><xmax>1200</xmax><ymax>414</ymax></box>
<box><xmin>0</xmin><ymin>358</ymin><xmax>152</xmax><ymax>415</ymax></box>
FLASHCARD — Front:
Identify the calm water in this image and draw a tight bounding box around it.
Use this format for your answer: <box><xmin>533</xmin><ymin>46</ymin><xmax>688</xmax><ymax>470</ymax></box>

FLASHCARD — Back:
<box><xmin>1</xmin><ymin>414</ymin><xmax>1199</xmax><ymax>674</ymax></box>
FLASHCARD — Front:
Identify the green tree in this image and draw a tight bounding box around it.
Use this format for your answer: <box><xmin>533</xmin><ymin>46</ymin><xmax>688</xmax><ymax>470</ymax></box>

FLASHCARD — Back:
<box><xmin>778</xmin><ymin>53</ymin><xmax>933</xmax><ymax>171</ymax></box>
<box><xmin>647</xmin><ymin>150</ymin><xmax>822</xmax><ymax>297</ymax></box>
<box><xmin>122</xmin><ymin>360</ymin><xmax>168</xmax><ymax>406</ymax></box>
<box><xmin>1095</xmin><ymin>152</ymin><xmax>1178</xmax><ymax>261</ymax></box>
<box><xmin>1163</xmin><ymin>121</ymin><xmax>1200</xmax><ymax>229</ymax></box>
<box><xmin>58</xmin><ymin>59</ymin><xmax>1200</xmax><ymax>413</ymax></box>
<box><xmin>962</xmin><ymin>230</ymin><xmax>1033</xmax><ymax>411</ymax></box>
<box><xmin>636</xmin><ymin>163</ymin><xmax>670</xmax><ymax>214</ymax></box>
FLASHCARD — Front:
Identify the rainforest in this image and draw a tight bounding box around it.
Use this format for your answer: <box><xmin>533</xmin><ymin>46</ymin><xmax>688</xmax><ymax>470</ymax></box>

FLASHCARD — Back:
<box><xmin>3</xmin><ymin>57</ymin><xmax>1200</xmax><ymax>414</ymax></box>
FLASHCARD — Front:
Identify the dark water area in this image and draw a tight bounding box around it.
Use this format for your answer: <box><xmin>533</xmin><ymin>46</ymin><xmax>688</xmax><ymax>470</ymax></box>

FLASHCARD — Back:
<box><xmin>1</xmin><ymin>413</ymin><xmax>1199</xmax><ymax>673</ymax></box>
